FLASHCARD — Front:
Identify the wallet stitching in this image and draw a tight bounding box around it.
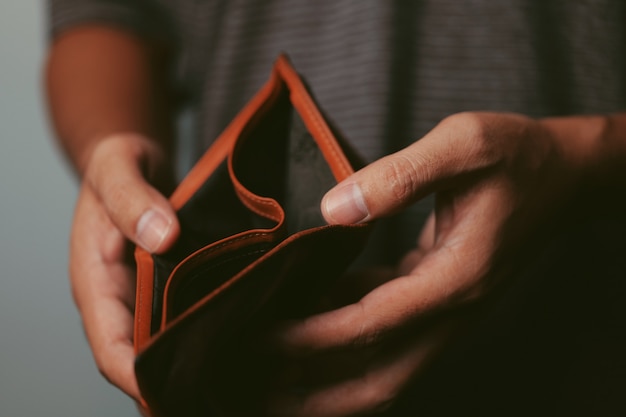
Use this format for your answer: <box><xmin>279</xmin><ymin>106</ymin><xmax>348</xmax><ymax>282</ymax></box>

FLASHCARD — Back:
<box><xmin>299</xmin><ymin>99</ymin><xmax>351</xmax><ymax>179</ymax></box>
<box><xmin>229</xmin><ymin>78</ymin><xmax>284</xmax><ymax>224</ymax></box>
<box><xmin>178</xmin><ymin>248</ymin><xmax>269</xmax><ymax>289</ymax></box>
<box><xmin>164</xmin><ymin>232</ymin><xmax>278</xmax><ymax>316</ymax></box>
<box><xmin>136</xmin><ymin>250</ymin><xmax>158</xmax><ymax>347</ymax></box>
<box><xmin>174</xmin><ymin>232</ymin><xmax>276</xmax><ymax>269</ymax></box>
<box><xmin>136</xmin><ymin>256</ymin><xmax>147</xmax><ymax>343</ymax></box>
<box><xmin>167</xmin><ymin>248</ymin><xmax>270</xmax><ymax>321</ymax></box>
<box><xmin>278</xmin><ymin>57</ymin><xmax>351</xmax><ymax>179</ymax></box>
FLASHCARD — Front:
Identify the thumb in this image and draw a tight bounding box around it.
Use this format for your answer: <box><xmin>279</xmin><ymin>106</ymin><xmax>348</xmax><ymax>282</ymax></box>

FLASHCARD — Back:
<box><xmin>321</xmin><ymin>147</ymin><xmax>440</xmax><ymax>224</ymax></box>
<box><xmin>85</xmin><ymin>134</ymin><xmax>180</xmax><ymax>253</ymax></box>
<box><xmin>321</xmin><ymin>120</ymin><xmax>478</xmax><ymax>224</ymax></box>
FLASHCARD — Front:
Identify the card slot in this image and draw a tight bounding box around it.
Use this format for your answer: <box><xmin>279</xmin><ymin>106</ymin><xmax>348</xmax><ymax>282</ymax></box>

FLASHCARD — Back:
<box><xmin>136</xmin><ymin>223</ymin><xmax>372</xmax><ymax>417</ymax></box>
<box><xmin>164</xmin><ymin>242</ymin><xmax>274</xmax><ymax>323</ymax></box>
<box><xmin>162</xmin><ymin>229</ymin><xmax>284</xmax><ymax>325</ymax></box>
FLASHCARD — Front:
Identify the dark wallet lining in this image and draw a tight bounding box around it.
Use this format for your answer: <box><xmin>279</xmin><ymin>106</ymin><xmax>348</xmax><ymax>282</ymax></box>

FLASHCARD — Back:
<box><xmin>148</xmin><ymin>82</ymin><xmax>338</xmax><ymax>332</ymax></box>
<box><xmin>134</xmin><ymin>57</ymin><xmax>377</xmax><ymax>417</ymax></box>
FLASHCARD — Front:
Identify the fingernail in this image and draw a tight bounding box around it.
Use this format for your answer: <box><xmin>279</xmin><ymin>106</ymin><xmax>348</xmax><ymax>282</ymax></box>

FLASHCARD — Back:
<box><xmin>323</xmin><ymin>182</ymin><xmax>369</xmax><ymax>224</ymax></box>
<box><xmin>136</xmin><ymin>209</ymin><xmax>172</xmax><ymax>252</ymax></box>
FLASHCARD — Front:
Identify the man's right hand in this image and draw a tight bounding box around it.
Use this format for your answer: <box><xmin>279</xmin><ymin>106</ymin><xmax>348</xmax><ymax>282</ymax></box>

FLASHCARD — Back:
<box><xmin>70</xmin><ymin>133</ymin><xmax>179</xmax><ymax>400</ymax></box>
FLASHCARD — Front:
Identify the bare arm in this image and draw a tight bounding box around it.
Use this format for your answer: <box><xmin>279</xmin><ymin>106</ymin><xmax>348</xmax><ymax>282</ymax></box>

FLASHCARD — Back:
<box><xmin>46</xmin><ymin>25</ymin><xmax>174</xmax><ymax>174</ymax></box>
<box><xmin>45</xmin><ymin>25</ymin><xmax>180</xmax><ymax>402</ymax></box>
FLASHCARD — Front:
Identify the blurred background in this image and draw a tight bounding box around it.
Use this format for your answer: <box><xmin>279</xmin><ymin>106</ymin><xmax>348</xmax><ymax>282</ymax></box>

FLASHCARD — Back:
<box><xmin>0</xmin><ymin>3</ymin><xmax>135</xmax><ymax>416</ymax></box>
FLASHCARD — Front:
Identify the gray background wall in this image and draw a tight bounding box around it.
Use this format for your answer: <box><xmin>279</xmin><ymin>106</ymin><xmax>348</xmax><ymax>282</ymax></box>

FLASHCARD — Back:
<box><xmin>0</xmin><ymin>3</ymin><xmax>135</xmax><ymax>416</ymax></box>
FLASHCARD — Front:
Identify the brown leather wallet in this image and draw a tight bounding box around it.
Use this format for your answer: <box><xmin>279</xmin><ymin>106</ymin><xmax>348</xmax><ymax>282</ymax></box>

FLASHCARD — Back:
<box><xmin>134</xmin><ymin>55</ymin><xmax>371</xmax><ymax>417</ymax></box>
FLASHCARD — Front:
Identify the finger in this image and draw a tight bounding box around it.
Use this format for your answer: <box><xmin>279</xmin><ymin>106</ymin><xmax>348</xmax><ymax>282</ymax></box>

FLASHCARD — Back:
<box><xmin>396</xmin><ymin>211</ymin><xmax>436</xmax><ymax>276</ymax></box>
<box><xmin>321</xmin><ymin>112</ymin><xmax>498</xmax><ymax>224</ymax></box>
<box><xmin>277</xmin><ymin>190</ymin><xmax>502</xmax><ymax>355</ymax></box>
<box><xmin>417</xmin><ymin>211</ymin><xmax>436</xmax><ymax>250</ymax></box>
<box><xmin>274</xmin><ymin>275</ymin><xmax>436</xmax><ymax>355</ymax></box>
<box><xmin>316</xmin><ymin>267</ymin><xmax>397</xmax><ymax>312</ymax></box>
<box><xmin>70</xmin><ymin>186</ymin><xmax>141</xmax><ymax>399</ymax></box>
<box><xmin>271</xmin><ymin>320</ymin><xmax>454</xmax><ymax>417</ymax></box>
<box><xmin>86</xmin><ymin>134</ymin><xmax>179</xmax><ymax>254</ymax></box>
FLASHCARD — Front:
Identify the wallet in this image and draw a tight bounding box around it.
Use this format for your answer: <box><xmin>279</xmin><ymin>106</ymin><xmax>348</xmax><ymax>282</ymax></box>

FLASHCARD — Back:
<box><xmin>134</xmin><ymin>55</ymin><xmax>371</xmax><ymax>417</ymax></box>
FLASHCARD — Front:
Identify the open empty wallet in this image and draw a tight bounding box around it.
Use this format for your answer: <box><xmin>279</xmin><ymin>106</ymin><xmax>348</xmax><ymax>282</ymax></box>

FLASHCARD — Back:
<box><xmin>133</xmin><ymin>55</ymin><xmax>372</xmax><ymax>417</ymax></box>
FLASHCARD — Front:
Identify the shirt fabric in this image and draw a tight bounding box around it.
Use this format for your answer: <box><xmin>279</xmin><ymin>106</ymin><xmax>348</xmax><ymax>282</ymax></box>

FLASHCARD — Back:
<box><xmin>49</xmin><ymin>0</ymin><xmax>626</xmax><ymax>263</ymax></box>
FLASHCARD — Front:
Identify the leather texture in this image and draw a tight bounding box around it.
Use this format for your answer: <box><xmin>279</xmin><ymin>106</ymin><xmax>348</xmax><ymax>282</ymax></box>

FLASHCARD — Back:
<box><xmin>134</xmin><ymin>55</ymin><xmax>371</xmax><ymax>417</ymax></box>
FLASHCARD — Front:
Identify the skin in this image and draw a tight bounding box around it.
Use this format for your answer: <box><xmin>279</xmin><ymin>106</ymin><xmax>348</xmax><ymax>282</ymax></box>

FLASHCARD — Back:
<box><xmin>45</xmin><ymin>26</ymin><xmax>180</xmax><ymax>401</ymax></box>
<box><xmin>270</xmin><ymin>112</ymin><xmax>626</xmax><ymax>416</ymax></box>
<box><xmin>46</xmin><ymin>25</ymin><xmax>626</xmax><ymax>416</ymax></box>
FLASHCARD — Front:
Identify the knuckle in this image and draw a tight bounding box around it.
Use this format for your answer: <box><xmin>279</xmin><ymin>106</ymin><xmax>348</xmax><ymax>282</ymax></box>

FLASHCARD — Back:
<box><xmin>353</xmin><ymin>323</ymin><xmax>382</xmax><ymax>349</ymax></box>
<box><xmin>103</xmin><ymin>180</ymin><xmax>131</xmax><ymax>209</ymax></box>
<box><xmin>88</xmin><ymin>136</ymin><xmax>127</xmax><ymax>169</ymax></box>
<box><xmin>442</xmin><ymin>112</ymin><xmax>489</xmax><ymax>140</ymax></box>
<box><xmin>85</xmin><ymin>135</ymin><xmax>146</xmax><ymax>185</ymax></box>
<box><xmin>443</xmin><ymin>112</ymin><xmax>500</xmax><ymax>167</ymax></box>
<box><xmin>99</xmin><ymin>183</ymin><xmax>133</xmax><ymax>225</ymax></box>
<box><xmin>381</xmin><ymin>155</ymin><xmax>422</xmax><ymax>205</ymax></box>
<box><xmin>352</xmin><ymin>302</ymin><xmax>383</xmax><ymax>348</ymax></box>
<box><xmin>99</xmin><ymin>182</ymin><xmax>147</xmax><ymax>239</ymax></box>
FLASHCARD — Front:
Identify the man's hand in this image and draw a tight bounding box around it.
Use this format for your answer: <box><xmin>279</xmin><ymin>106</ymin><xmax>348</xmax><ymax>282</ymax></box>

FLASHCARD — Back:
<box><xmin>269</xmin><ymin>112</ymin><xmax>615</xmax><ymax>416</ymax></box>
<box><xmin>70</xmin><ymin>133</ymin><xmax>179</xmax><ymax>400</ymax></box>
<box><xmin>45</xmin><ymin>25</ymin><xmax>176</xmax><ymax>402</ymax></box>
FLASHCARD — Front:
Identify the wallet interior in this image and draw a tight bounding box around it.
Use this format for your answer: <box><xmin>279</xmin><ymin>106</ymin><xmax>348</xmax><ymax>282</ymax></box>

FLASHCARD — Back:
<box><xmin>148</xmin><ymin>80</ymin><xmax>340</xmax><ymax>333</ymax></box>
<box><xmin>134</xmin><ymin>56</ymin><xmax>375</xmax><ymax>417</ymax></box>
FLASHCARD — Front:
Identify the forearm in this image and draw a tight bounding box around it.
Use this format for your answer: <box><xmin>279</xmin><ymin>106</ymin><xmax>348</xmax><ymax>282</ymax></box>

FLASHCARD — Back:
<box><xmin>45</xmin><ymin>25</ymin><xmax>174</xmax><ymax>176</ymax></box>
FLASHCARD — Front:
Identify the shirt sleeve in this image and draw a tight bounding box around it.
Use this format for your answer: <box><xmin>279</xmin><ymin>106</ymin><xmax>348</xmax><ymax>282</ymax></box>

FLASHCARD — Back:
<box><xmin>47</xmin><ymin>0</ymin><xmax>174</xmax><ymax>43</ymax></box>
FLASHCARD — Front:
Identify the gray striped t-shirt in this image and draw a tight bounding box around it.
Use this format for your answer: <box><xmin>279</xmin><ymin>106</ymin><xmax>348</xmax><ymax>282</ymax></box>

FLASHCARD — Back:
<box><xmin>48</xmin><ymin>0</ymin><xmax>626</xmax><ymax>263</ymax></box>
